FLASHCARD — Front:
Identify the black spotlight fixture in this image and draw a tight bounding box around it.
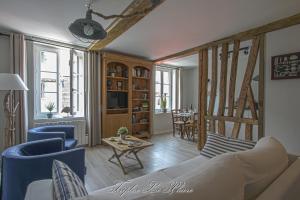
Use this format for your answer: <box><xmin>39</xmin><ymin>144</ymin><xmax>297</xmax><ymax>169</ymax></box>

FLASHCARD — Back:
<box><xmin>69</xmin><ymin>9</ymin><xmax>107</xmax><ymax>43</ymax></box>
<box><xmin>69</xmin><ymin>0</ymin><xmax>161</xmax><ymax>43</ymax></box>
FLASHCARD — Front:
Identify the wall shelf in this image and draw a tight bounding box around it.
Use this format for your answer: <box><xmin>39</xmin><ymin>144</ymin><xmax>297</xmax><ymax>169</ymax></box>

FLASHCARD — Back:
<box><xmin>132</xmin><ymin>76</ymin><xmax>150</xmax><ymax>80</ymax></box>
<box><xmin>132</xmin><ymin>111</ymin><xmax>150</xmax><ymax>114</ymax></box>
<box><xmin>107</xmin><ymin>90</ymin><xmax>128</xmax><ymax>92</ymax></box>
<box><xmin>107</xmin><ymin>76</ymin><xmax>128</xmax><ymax>80</ymax></box>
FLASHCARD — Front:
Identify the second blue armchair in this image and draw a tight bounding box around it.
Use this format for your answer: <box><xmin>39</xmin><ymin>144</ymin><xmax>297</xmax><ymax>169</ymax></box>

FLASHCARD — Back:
<box><xmin>27</xmin><ymin>125</ymin><xmax>78</xmax><ymax>150</ymax></box>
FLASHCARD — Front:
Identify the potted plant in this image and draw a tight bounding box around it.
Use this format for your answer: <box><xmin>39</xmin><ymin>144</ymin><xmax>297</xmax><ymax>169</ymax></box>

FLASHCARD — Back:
<box><xmin>160</xmin><ymin>93</ymin><xmax>167</xmax><ymax>113</ymax></box>
<box><xmin>117</xmin><ymin>127</ymin><xmax>128</xmax><ymax>140</ymax></box>
<box><xmin>46</xmin><ymin>102</ymin><xmax>55</xmax><ymax>119</ymax></box>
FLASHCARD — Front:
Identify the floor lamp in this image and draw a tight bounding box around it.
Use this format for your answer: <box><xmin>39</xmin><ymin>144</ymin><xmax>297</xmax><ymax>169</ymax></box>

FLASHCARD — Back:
<box><xmin>0</xmin><ymin>73</ymin><xmax>28</xmax><ymax>148</ymax></box>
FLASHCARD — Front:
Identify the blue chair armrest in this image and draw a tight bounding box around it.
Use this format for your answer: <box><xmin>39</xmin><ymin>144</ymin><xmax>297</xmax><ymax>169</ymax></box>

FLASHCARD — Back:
<box><xmin>27</xmin><ymin>131</ymin><xmax>66</xmax><ymax>141</ymax></box>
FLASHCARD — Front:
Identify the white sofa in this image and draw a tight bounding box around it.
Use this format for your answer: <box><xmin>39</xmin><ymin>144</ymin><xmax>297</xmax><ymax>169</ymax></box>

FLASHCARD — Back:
<box><xmin>25</xmin><ymin>137</ymin><xmax>300</xmax><ymax>200</ymax></box>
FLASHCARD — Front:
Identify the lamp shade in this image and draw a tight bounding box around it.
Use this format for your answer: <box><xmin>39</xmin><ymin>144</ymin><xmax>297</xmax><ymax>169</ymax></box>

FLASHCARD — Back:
<box><xmin>0</xmin><ymin>73</ymin><xmax>28</xmax><ymax>91</ymax></box>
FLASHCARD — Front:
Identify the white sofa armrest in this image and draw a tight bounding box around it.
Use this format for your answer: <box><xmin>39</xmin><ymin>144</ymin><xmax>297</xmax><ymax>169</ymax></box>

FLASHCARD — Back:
<box><xmin>256</xmin><ymin>158</ymin><xmax>300</xmax><ymax>200</ymax></box>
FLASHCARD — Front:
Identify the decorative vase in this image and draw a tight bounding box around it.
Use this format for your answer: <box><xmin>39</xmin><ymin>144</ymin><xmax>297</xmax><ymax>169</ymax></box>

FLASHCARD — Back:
<box><xmin>120</xmin><ymin>134</ymin><xmax>126</xmax><ymax>140</ymax></box>
<box><xmin>47</xmin><ymin>113</ymin><xmax>53</xmax><ymax>119</ymax></box>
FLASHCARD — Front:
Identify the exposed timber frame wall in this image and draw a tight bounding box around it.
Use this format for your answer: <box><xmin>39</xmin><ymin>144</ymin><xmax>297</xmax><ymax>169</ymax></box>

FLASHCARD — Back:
<box><xmin>153</xmin><ymin>13</ymin><xmax>300</xmax><ymax>150</ymax></box>
<box><xmin>198</xmin><ymin>35</ymin><xmax>265</xmax><ymax>149</ymax></box>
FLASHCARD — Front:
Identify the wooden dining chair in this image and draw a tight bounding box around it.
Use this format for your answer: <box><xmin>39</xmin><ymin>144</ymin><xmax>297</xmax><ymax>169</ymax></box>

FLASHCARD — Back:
<box><xmin>185</xmin><ymin>112</ymin><xmax>199</xmax><ymax>141</ymax></box>
<box><xmin>171</xmin><ymin>109</ymin><xmax>185</xmax><ymax>137</ymax></box>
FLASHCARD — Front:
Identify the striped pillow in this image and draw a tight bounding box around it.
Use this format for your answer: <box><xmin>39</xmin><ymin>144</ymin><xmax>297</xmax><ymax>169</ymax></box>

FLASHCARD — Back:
<box><xmin>200</xmin><ymin>133</ymin><xmax>256</xmax><ymax>158</ymax></box>
<box><xmin>52</xmin><ymin>160</ymin><xmax>88</xmax><ymax>200</ymax></box>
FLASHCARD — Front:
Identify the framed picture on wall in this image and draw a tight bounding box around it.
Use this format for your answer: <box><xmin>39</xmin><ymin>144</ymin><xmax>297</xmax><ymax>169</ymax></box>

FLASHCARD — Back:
<box><xmin>271</xmin><ymin>52</ymin><xmax>300</xmax><ymax>80</ymax></box>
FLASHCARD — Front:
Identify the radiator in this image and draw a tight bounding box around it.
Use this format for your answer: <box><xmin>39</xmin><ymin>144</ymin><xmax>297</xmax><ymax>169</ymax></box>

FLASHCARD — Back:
<box><xmin>33</xmin><ymin>120</ymin><xmax>88</xmax><ymax>146</ymax></box>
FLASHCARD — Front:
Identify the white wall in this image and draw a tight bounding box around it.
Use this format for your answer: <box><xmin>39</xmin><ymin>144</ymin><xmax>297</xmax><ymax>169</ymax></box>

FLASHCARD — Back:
<box><xmin>181</xmin><ymin>67</ymin><xmax>199</xmax><ymax>110</ymax></box>
<box><xmin>265</xmin><ymin>24</ymin><xmax>300</xmax><ymax>155</ymax></box>
<box><xmin>0</xmin><ymin>36</ymin><xmax>11</xmax><ymax>151</ymax></box>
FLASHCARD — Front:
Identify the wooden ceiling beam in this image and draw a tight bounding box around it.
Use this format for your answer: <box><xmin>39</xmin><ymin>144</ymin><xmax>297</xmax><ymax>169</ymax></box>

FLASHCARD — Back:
<box><xmin>154</xmin><ymin>12</ymin><xmax>300</xmax><ymax>63</ymax></box>
<box><xmin>89</xmin><ymin>0</ymin><xmax>165</xmax><ymax>51</ymax></box>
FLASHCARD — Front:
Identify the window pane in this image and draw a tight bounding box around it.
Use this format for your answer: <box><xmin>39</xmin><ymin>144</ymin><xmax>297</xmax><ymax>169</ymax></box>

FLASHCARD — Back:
<box><xmin>163</xmin><ymin>71</ymin><xmax>170</xmax><ymax>84</ymax></box>
<box><xmin>40</xmin><ymin>51</ymin><xmax>57</xmax><ymax>72</ymax></box>
<box><xmin>41</xmin><ymin>93</ymin><xmax>58</xmax><ymax>113</ymax></box>
<box><xmin>155</xmin><ymin>83</ymin><xmax>161</xmax><ymax>96</ymax></box>
<box><xmin>60</xmin><ymin>50</ymin><xmax>70</xmax><ymax>76</ymax></box>
<box><xmin>163</xmin><ymin>84</ymin><xmax>170</xmax><ymax>96</ymax></box>
<box><xmin>61</xmin><ymin>76</ymin><xmax>70</xmax><ymax>113</ymax></box>
<box><xmin>73</xmin><ymin>55</ymin><xmax>78</xmax><ymax>74</ymax></box>
<box><xmin>59</xmin><ymin>49</ymin><xmax>71</xmax><ymax>116</ymax></box>
<box><xmin>155</xmin><ymin>96</ymin><xmax>161</xmax><ymax>110</ymax></box>
<box><xmin>156</xmin><ymin>71</ymin><xmax>161</xmax><ymax>83</ymax></box>
<box><xmin>166</xmin><ymin>96</ymin><xmax>170</xmax><ymax>110</ymax></box>
<box><xmin>72</xmin><ymin>91</ymin><xmax>78</xmax><ymax>115</ymax></box>
<box><xmin>41</xmin><ymin>71</ymin><xmax>56</xmax><ymax>80</ymax></box>
<box><xmin>41</xmin><ymin>72</ymin><xmax>57</xmax><ymax>96</ymax></box>
<box><xmin>72</xmin><ymin>75</ymin><xmax>78</xmax><ymax>91</ymax></box>
<box><xmin>172</xmin><ymin>70</ymin><xmax>176</xmax><ymax>109</ymax></box>
<box><xmin>72</xmin><ymin>51</ymin><xmax>85</xmax><ymax>117</ymax></box>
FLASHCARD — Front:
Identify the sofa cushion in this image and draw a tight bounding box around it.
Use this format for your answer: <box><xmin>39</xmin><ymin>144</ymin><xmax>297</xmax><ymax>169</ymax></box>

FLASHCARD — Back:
<box><xmin>236</xmin><ymin>136</ymin><xmax>288</xmax><ymax>200</ymax></box>
<box><xmin>52</xmin><ymin>160</ymin><xmax>88</xmax><ymax>200</ymax></box>
<box><xmin>160</xmin><ymin>155</ymin><xmax>209</xmax><ymax>179</ymax></box>
<box><xmin>125</xmin><ymin>153</ymin><xmax>245</xmax><ymax>200</ymax></box>
<box><xmin>200</xmin><ymin>133</ymin><xmax>256</xmax><ymax>158</ymax></box>
<box><xmin>88</xmin><ymin>170</ymin><xmax>173</xmax><ymax>200</ymax></box>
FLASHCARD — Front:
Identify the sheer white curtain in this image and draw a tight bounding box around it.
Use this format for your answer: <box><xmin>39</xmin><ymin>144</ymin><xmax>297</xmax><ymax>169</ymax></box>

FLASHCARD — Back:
<box><xmin>87</xmin><ymin>51</ymin><xmax>102</xmax><ymax>146</ymax></box>
<box><xmin>10</xmin><ymin>33</ymin><xmax>28</xmax><ymax>144</ymax></box>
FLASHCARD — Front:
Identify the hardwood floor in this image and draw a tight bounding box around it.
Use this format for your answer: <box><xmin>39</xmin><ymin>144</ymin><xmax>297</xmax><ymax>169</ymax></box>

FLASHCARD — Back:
<box><xmin>85</xmin><ymin>133</ymin><xmax>199</xmax><ymax>192</ymax></box>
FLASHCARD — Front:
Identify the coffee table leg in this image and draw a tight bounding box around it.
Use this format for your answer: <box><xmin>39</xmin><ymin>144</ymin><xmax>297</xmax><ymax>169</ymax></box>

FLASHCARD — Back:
<box><xmin>109</xmin><ymin>147</ymin><xmax>127</xmax><ymax>174</ymax></box>
<box><xmin>132</xmin><ymin>149</ymin><xmax>144</xmax><ymax>169</ymax></box>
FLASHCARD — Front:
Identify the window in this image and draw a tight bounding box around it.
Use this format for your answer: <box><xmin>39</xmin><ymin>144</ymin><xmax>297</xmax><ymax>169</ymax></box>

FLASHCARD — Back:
<box><xmin>34</xmin><ymin>44</ymin><xmax>85</xmax><ymax>118</ymax></box>
<box><xmin>155</xmin><ymin>67</ymin><xmax>180</xmax><ymax>113</ymax></box>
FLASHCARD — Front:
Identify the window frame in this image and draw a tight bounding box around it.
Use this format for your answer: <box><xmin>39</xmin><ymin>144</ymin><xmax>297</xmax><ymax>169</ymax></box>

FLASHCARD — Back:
<box><xmin>35</xmin><ymin>45</ymin><xmax>60</xmax><ymax>116</ymax></box>
<box><xmin>155</xmin><ymin>67</ymin><xmax>173</xmax><ymax>113</ymax></box>
<box><xmin>34</xmin><ymin>44</ymin><xmax>85</xmax><ymax>119</ymax></box>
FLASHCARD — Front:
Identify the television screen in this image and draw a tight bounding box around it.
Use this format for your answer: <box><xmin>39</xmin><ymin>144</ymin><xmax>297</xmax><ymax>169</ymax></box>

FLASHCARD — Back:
<box><xmin>107</xmin><ymin>92</ymin><xmax>128</xmax><ymax>109</ymax></box>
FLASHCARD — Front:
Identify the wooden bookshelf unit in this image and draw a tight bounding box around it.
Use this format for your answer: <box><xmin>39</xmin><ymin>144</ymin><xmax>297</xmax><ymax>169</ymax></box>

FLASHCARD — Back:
<box><xmin>102</xmin><ymin>52</ymin><xmax>153</xmax><ymax>139</ymax></box>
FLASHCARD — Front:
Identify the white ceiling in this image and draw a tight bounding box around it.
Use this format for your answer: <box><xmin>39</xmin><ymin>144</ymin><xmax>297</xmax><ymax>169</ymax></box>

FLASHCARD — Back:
<box><xmin>162</xmin><ymin>54</ymin><xmax>198</xmax><ymax>68</ymax></box>
<box><xmin>106</xmin><ymin>0</ymin><xmax>300</xmax><ymax>60</ymax></box>
<box><xmin>0</xmin><ymin>0</ymin><xmax>300</xmax><ymax>59</ymax></box>
<box><xmin>0</xmin><ymin>0</ymin><xmax>133</xmax><ymax>47</ymax></box>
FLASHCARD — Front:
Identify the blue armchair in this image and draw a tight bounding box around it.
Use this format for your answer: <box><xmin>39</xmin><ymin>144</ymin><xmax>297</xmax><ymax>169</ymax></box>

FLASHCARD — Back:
<box><xmin>1</xmin><ymin>138</ymin><xmax>85</xmax><ymax>200</ymax></box>
<box><xmin>27</xmin><ymin>125</ymin><xmax>78</xmax><ymax>150</ymax></box>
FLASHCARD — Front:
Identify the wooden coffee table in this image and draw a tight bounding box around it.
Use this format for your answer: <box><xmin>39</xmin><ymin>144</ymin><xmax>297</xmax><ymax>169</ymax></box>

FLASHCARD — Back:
<box><xmin>102</xmin><ymin>135</ymin><xmax>153</xmax><ymax>174</ymax></box>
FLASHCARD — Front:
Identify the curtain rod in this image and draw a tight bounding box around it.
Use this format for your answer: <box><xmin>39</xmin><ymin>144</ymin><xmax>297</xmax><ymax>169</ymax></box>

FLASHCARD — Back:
<box><xmin>0</xmin><ymin>32</ymin><xmax>10</xmax><ymax>37</ymax></box>
<box><xmin>26</xmin><ymin>36</ymin><xmax>87</xmax><ymax>51</ymax></box>
<box><xmin>0</xmin><ymin>31</ymin><xmax>87</xmax><ymax>51</ymax></box>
